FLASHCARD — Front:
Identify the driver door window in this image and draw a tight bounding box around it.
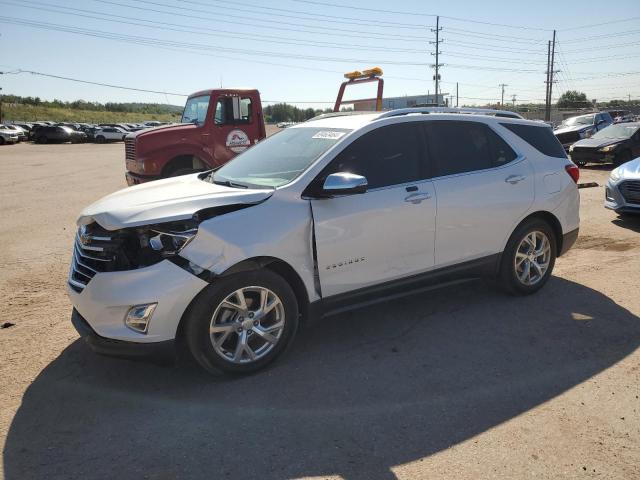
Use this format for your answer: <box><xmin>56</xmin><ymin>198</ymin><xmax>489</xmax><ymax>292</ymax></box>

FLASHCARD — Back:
<box><xmin>214</xmin><ymin>97</ymin><xmax>253</xmax><ymax>125</ymax></box>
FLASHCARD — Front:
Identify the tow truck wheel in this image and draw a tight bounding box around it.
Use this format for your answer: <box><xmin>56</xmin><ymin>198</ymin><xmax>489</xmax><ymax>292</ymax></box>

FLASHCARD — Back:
<box><xmin>184</xmin><ymin>269</ymin><xmax>299</xmax><ymax>375</ymax></box>
<box><xmin>168</xmin><ymin>168</ymin><xmax>196</xmax><ymax>178</ymax></box>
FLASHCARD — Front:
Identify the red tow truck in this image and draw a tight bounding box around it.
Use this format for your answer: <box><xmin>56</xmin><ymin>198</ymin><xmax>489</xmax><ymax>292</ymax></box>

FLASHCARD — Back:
<box><xmin>124</xmin><ymin>89</ymin><xmax>266</xmax><ymax>185</ymax></box>
<box><xmin>124</xmin><ymin>68</ymin><xmax>383</xmax><ymax>185</ymax></box>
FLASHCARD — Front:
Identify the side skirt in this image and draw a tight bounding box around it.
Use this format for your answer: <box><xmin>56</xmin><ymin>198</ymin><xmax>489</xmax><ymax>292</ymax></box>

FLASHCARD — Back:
<box><xmin>310</xmin><ymin>254</ymin><xmax>501</xmax><ymax>319</ymax></box>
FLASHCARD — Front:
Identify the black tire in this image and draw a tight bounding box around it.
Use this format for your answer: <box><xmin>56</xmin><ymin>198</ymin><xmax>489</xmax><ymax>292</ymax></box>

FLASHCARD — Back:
<box><xmin>499</xmin><ymin>218</ymin><xmax>557</xmax><ymax>295</ymax></box>
<box><xmin>36</xmin><ymin>135</ymin><xmax>47</xmax><ymax>144</ymax></box>
<box><xmin>95</xmin><ymin>135</ymin><xmax>106</xmax><ymax>144</ymax></box>
<box><xmin>184</xmin><ymin>269</ymin><xmax>299</xmax><ymax>374</ymax></box>
<box><xmin>614</xmin><ymin>149</ymin><xmax>632</xmax><ymax>167</ymax></box>
<box><xmin>0</xmin><ymin>137</ymin><xmax>5</xmax><ymax>146</ymax></box>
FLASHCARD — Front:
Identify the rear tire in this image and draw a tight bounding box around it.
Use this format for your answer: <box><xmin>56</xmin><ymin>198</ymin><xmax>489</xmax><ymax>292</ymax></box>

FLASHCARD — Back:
<box><xmin>95</xmin><ymin>136</ymin><xmax>106</xmax><ymax>144</ymax></box>
<box><xmin>36</xmin><ymin>136</ymin><xmax>47</xmax><ymax>144</ymax></box>
<box><xmin>0</xmin><ymin>137</ymin><xmax>5</xmax><ymax>146</ymax></box>
<box><xmin>499</xmin><ymin>218</ymin><xmax>557</xmax><ymax>295</ymax></box>
<box><xmin>184</xmin><ymin>269</ymin><xmax>299</xmax><ymax>374</ymax></box>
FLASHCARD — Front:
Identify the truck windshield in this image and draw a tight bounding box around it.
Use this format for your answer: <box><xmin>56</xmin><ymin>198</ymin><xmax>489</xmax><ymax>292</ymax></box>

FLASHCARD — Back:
<box><xmin>211</xmin><ymin>127</ymin><xmax>352</xmax><ymax>188</ymax></box>
<box><xmin>181</xmin><ymin>95</ymin><xmax>210</xmax><ymax>124</ymax></box>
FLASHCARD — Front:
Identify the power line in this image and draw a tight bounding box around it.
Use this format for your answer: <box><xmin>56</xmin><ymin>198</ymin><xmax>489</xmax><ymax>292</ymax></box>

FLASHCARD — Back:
<box><xmin>172</xmin><ymin>0</ymin><xmax>428</xmax><ymax>29</ymax></box>
<box><xmin>6</xmin><ymin>0</ymin><xmax>427</xmax><ymax>53</ymax></box>
<box><xmin>89</xmin><ymin>0</ymin><xmax>430</xmax><ymax>42</ymax></box>
<box><xmin>560</xmin><ymin>16</ymin><xmax>640</xmax><ymax>31</ymax></box>
<box><xmin>0</xmin><ymin>16</ymin><xmax>433</xmax><ymax>66</ymax></box>
<box><xmin>118</xmin><ymin>0</ymin><xmax>431</xmax><ymax>38</ymax></box>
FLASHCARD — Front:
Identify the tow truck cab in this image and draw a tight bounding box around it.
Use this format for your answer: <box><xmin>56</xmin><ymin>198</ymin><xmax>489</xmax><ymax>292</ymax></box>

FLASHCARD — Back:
<box><xmin>125</xmin><ymin>89</ymin><xmax>266</xmax><ymax>185</ymax></box>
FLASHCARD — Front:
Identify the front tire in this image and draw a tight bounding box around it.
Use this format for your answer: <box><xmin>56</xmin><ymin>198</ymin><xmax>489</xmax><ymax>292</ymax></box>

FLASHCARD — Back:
<box><xmin>499</xmin><ymin>219</ymin><xmax>557</xmax><ymax>295</ymax></box>
<box><xmin>95</xmin><ymin>135</ymin><xmax>106</xmax><ymax>144</ymax></box>
<box><xmin>184</xmin><ymin>269</ymin><xmax>299</xmax><ymax>374</ymax></box>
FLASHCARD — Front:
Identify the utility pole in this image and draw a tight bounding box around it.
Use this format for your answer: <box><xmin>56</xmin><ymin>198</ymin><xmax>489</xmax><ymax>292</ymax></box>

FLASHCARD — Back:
<box><xmin>456</xmin><ymin>82</ymin><xmax>459</xmax><ymax>107</ymax></box>
<box><xmin>545</xmin><ymin>31</ymin><xmax>557</xmax><ymax>122</ymax></box>
<box><xmin>545</xmin><ymin>40</ymin><xmax>551</xmax><ymax>119</ymax></box>
<box><xmin>430</xmin><ymin>16</ymin><xmax>443</xmax><ymax>106</ymax></box>
<box><xmin>499</xmin><ymin>83</ymin><xmax>508</xmax><ymax>107</ymax></box>
<box><xmin>511</xmin><ymin>94</ymin><xmax>517</xmax><ymax>108</ymax></box>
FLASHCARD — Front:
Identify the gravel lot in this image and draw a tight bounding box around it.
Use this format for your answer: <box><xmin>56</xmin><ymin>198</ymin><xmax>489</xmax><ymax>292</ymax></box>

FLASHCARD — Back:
<box><xmin>1</xmin><ymin>142</ymin><xmax>639</xmax><ymax>480</ymax></box>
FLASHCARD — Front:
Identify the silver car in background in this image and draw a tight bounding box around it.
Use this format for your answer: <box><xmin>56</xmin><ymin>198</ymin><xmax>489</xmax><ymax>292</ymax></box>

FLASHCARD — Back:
<box><xmin>606</xmin><ymin>156</ymin><xmax>640</xmax><ymax>215</ymax></box>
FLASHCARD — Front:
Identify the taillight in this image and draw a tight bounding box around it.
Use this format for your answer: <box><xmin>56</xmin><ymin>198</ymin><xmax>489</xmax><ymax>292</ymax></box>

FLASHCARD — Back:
<box><xmin>565</xmin><ymin>164</ymin><xmax>580</xmax><ymax>184</ymax></box>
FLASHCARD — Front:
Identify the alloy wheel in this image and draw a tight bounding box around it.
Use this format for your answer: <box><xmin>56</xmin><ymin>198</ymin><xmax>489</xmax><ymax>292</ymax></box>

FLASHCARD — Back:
<box><xmin>514</xmin><ymin>230</ymin><xmax>551</xmax><ymax>286</ymax></box>
<box><xmin>209</xmin><ymin>286</ymin><xmax>285</xmax><ymax>364</ymax></box>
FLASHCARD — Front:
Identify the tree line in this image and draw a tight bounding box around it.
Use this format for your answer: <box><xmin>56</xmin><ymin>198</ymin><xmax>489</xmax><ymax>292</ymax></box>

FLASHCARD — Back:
<box><xmin>0</xmin><ymin>94</ymin><xmax>180</xmax><ymax>115</ymax></box>
<box><xmin>263</xmin><ymin>103</ymin><xmax>352</xmax><ymax>123</ymax></box>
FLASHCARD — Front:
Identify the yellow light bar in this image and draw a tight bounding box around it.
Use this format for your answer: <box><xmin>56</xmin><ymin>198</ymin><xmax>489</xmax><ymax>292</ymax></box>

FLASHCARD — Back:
<box><xmin>344</xmin><ymin>70</ymin><xmax>363</xmax><ymax>79</ymax></box>
<box><xmin>362</xmin><ymin>67</ymin><xmax>383</xmax><ymax>77</ymax></box>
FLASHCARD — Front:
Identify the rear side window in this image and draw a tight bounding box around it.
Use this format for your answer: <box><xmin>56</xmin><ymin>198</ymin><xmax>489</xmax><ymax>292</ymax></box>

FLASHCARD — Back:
<box><xmin>327</xmin><ymin>123</ymin><xmax>425</xmax><ymax>189</ymax></box>
<box><xmin>501</xmin><ymin>123</ymin><xmax>566</xmax><ymax>159</ymax></box>
<box><xmin>426</xmin><ymin>121</ymin><xmax>517</xmax><ymax>177</ymax></box>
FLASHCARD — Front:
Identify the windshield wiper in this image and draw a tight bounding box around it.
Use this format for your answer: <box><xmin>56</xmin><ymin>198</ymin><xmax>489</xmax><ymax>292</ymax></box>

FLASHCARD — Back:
<box><xmin>212</xmin><ymin>178</ymin><xmax>249</xmax><ymax>189</ymax></box>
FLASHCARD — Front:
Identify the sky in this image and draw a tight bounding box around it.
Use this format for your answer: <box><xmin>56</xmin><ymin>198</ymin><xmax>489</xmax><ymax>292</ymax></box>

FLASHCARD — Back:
<box><xmin>0</xmin><ymin>0</ymin><xmax>639</xmax><ymax>109</ymax></box>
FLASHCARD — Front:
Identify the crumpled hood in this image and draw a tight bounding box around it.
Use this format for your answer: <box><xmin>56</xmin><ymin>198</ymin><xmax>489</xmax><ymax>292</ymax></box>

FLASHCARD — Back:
<box><xmin>616</xmin><ymin>156</ymin><xmax>640</xmax><ymax>179</ymax></box>
<box><xmin>78</xmin><ymin>173</ymin><xmax>274</xmax><ymax>230</ymax></box>
<box><xmin>572</xmin><ymin>137</ymin><xmax>624</xmax><ymax>149</ymax></box>
<box><xmin>554</xmin><ymin>124</ymin><xmax>593</xmax><ymax>135</ymax></box>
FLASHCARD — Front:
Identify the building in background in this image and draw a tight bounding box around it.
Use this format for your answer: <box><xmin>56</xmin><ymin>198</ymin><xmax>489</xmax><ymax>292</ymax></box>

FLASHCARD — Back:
<box><xmin>351</xmin><ymin>93</ymin><xmax>449</xmax><ymax>111</ymax></box>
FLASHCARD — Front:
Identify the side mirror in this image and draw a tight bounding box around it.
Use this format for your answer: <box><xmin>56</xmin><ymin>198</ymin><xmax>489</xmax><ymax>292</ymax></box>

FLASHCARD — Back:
<box><xmin>321</xmin><ymin>172</ymin><xmax>368</xmax><ymax>197</ymax></box>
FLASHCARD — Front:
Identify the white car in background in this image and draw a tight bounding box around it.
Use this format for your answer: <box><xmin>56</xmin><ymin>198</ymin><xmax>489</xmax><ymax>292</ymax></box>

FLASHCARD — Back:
<box><xmin>68</xmin><ymin>107</ymin><xmax>580</xmax><ymax>375</ymax></box>
<box><xmin>94</xmin><ymin>126</ymin><xmax>129</xmax><ymax>143</ymax></box>
<box><xmin>0</xmin><ymin>127</ymin><xmax>19</xmax><ymax>145</ymax></box>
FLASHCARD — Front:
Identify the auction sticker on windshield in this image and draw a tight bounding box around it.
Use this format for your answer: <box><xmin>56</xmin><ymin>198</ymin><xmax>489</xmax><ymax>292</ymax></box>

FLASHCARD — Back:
<box><xmin>226</xmin><ymin>129</ymin><xmax>251</xmax><ymax>153</ymax></box>
<box><xmin>312</xmin><ymin>131</ymin><xmax>347</xmax><ymax>140</ymax></box>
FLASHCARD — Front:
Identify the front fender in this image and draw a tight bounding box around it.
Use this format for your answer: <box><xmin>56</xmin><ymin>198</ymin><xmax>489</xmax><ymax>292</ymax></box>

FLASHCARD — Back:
<box><xmin>179</xmin><ymin>195</ymin><xmax>319</xmax><ymax>302</ymax></box>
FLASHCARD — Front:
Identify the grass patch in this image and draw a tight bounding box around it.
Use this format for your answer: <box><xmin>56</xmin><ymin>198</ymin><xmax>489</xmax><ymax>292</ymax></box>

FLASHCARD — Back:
<box><xmin>4</xmin><ymin>104</ymin><xmax>181</xmax><ymax>123</ymax></box>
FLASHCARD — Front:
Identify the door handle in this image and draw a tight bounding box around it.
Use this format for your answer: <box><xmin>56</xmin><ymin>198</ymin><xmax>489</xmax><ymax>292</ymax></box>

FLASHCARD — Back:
<box><xmin>505</xmin><ymin>174</ymin><xmax>526</xmax><ymax>184</ymax></box>
<box><xmin>404</xmin><ymin>192</ymin><xmax>431</xmax><ymax>204</ymax></box>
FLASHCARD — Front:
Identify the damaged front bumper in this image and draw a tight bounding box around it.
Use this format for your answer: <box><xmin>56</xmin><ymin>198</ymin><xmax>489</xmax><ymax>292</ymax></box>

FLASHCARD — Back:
<box><xmin>68</xmin><ymin>259</ymin><xmax>209</xmax><ymax>358</ymax></box>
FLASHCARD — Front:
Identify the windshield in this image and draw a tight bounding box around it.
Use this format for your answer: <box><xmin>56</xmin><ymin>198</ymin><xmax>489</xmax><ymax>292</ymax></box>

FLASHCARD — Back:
<box><xmin>562</xmin><ymin>115</ymin><xmax>594</xmax><ymax>127</ymax></box>
<box><xmin>181</xmin><ymin>95</ymin><xmax>210</xmax><ymax>124</ymax></box>
<box><xmin>592</xmin><ymin>124</ymin><xmax>638</xmax><ymax>139</ymax></box>
<box><xmin>211</xmin><ymin>127</ymin><xmax>352</xmax><ymax>188</ymax></box>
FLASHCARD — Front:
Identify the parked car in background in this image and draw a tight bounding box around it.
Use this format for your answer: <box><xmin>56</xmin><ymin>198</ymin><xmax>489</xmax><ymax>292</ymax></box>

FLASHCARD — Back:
<box><xmin>570</xmin><ymin>123</ymin><xmax>640</xmax><ymax>167</ymax></box>
<box><xmin>614</xmin><ymin>113</ymin><xmax>635</xmax><ymax>124</ymax></box>
<box><xmin>12</xmin><ymin>123</ymin><xmax>35</xmax><ymax>140</ymax></box>
<box><xmin>33</xmin><ymin>126</ymin><xmax>87</xmax><ymax>144</ymax></box>
<box><xmin>1</xmin><ymin>124</ymin><xmax>28</xmax><ymax>142</ymax></box>
<box><xmin>94</xmin><ymin>126</ymin><xmax>129</xmax><ymax>143</ymax></box>
<box><xmin>0</xmin><ymin>127</ymin><xmax>19</xmax><ymax>145</ymax></box>
<box><xmin>69</xmin><ymin>108</ymin><xmax>579</xmax><ymax>374</ymax></box>
<box><xmin>606</xmin><ymin>155</ymin><xmax>640</xmax><ymax>215</ymax></box>
<box><xmin>554</xmin><ymin>112</ymin><xmax>613</xmax><ymax>151</ymax></box>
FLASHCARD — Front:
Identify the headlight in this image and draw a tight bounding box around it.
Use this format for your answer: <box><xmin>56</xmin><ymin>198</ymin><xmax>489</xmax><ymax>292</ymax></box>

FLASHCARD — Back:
<box><xmin>599</xmin><ymin>145</ymin><xmax>616</xmax><ymax>153</ymax></box>
<box><xmin>569</xmin><ymin>144</ymin><xmax>575</xmax><ymax>152</ymax></box>
<box><xmin>148</xmin><ymin>227</ymin><xmax>197</xmax><ymax>254</ymax></box>
<box><xmin>610</xmin><ymin>168</ymin><xmax>621</xmax><ymax>182</ymax></box>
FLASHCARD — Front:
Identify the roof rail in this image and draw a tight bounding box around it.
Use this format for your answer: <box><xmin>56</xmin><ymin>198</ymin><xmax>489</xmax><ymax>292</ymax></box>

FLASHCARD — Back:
<box><xmin>376</xmin><ymin>107</ymin><xmax>523</xmax><ymax>120</ymax></box>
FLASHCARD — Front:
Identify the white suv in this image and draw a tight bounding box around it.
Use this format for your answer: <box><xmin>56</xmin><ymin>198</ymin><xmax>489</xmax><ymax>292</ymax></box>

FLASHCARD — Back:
<box><xmin>68</xmin><ymin>108</ymin><xmax>580</xmax><ymax>374</ymax></box>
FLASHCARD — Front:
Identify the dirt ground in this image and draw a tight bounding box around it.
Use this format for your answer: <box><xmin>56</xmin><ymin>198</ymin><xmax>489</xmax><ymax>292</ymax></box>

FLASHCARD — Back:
<box><xmin>0</xmin><ymin>142</ymin><xmax>639</xmax><ymax>480</ymax></box>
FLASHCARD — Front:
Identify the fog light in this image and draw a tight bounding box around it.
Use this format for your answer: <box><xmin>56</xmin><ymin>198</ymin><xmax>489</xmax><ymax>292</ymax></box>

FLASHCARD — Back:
<box><xmin>124</xmin><ymin>303</ymin><xmax>157</xmax><ymax>333</ymax></box>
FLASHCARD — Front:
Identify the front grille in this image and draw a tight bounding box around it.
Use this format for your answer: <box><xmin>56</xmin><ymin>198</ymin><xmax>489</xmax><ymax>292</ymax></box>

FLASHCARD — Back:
<box><xmin>69</xmin><ymin>224</ymin><xmax>121</xmax><ymax>293</ymax></box>
<box><xmin>619</xmin><ymin>180</ymin><xmax>640</xmax><ymax>205</ymax></box>
<box><xmin>555</xmin><ymin>131</ymin><xmax>580</xmax><ymax>145</ymax></box>
<box><xmin>125</xmin><ymin>138</ymin><xmax>136</xmax><ymax>161</ymax></box>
